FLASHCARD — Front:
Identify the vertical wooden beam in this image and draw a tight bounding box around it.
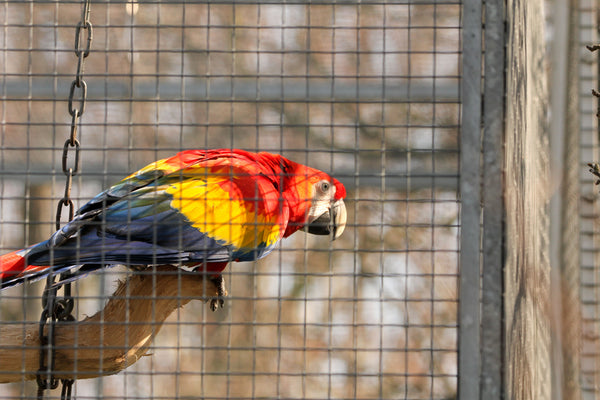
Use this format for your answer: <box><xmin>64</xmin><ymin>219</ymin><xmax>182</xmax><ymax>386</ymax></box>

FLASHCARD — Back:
<box><xmin>504</xmin><ymin>1</ymin><xmax>552</xmax><ymax>399</ymax></box>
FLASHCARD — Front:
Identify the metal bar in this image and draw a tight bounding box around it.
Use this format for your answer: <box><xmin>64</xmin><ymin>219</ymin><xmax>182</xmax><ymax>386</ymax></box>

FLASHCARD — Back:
<box><xmin>481</xmin><ymin>0</ymin><xmax>505</xmax><ymax>398</ymax></box>
<box><xmin>22</xmin><ymin>0</ymin><xmax>462</xmax><ymax>5</ymax></box>
<box><xmin>1</xmin><ymin>79</ymin><xmax>459</xmax><ymax>102</ymax></box>
<box><xmin>459</xmin><ymin>0</ymin><xmax>482</xmax><ymax>399</ymax></box>
<box><xmin>548</xmin><ymin>0</ymin><xmax>569</xmax><ymax>394</ymax></box>
<box><xmin>0</xmin><ymin>166</ymin><xmax>459</xmax><ymax>191</ymax></box>
<box><xmin>551</xmin><ymin>1</ymin><xmax>583</xmax><ymax>399</ymax></box>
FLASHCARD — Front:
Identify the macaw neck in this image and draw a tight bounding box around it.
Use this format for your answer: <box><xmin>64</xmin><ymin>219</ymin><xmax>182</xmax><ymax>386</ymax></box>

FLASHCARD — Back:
<box><xmin>281</xmin><ymin>188</ymin><xmax>311</xmax><ymax>237</ymax></box>
<box><xmin>281</xmin><ymin>169</ymin><xmax>315</xmax><ymax>238</ymax></box>
<box><xmin>246</xmin><ymin>151</ymin><xmax>313</xmax><ymax>238</ymax></box>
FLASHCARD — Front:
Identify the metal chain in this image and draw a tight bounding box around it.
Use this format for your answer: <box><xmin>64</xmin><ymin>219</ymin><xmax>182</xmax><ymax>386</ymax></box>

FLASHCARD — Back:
<box><xmin>37</xmin><ymin>1</ymin><xmax>92</xmax><ymax>399</ymax></box>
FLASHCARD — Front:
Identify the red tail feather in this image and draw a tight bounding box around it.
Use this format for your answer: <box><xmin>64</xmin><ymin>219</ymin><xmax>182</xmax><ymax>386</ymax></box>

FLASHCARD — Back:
<box><xmin>0</xmin><ymin>249</ymin><xmax>49</xmax><ymax>285</ymax></box>
<box><xmin>0</xmin><ymin>250</ymin><xmax>27</xmax><ymax>281</ymax></box>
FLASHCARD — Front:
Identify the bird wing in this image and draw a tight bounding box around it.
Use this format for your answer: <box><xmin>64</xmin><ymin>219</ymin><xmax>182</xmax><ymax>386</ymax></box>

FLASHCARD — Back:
<box><xmin>26</xmin><ymin>161</ymin><xmax>289</xmax><ymax>268</ymax></box>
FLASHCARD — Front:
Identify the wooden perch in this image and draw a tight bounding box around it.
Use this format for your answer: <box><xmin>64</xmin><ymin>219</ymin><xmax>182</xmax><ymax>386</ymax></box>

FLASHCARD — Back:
<box><xmin>0</xmin><ymin>265</ymin><xmax>218</xmax><ymax>383</ymax></box>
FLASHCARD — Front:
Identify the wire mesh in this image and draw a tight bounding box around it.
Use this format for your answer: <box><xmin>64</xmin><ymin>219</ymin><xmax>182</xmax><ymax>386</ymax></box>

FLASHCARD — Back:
<box><xmin>0</xmin><ymin>1</ymin><xmax>461</xmax><ymax>399</ymax></box>
<box><xmin>580</xmin><ymin>1</ymin><xmax>600</xmax><ymax>398</ymax></box>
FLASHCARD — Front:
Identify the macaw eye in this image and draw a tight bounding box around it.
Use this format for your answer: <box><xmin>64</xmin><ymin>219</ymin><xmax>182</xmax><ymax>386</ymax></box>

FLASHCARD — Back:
<box><xmin>319</xmin><ymin>181</ymin><xmax>331</xmax><ymax>193</ymax></box>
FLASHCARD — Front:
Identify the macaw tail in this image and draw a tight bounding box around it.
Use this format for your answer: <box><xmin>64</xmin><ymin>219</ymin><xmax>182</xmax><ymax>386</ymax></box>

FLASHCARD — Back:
<box><xmin>0</xmin><ymin>248</ymin><xmax>51</xmax><ymax>289</ymax></box>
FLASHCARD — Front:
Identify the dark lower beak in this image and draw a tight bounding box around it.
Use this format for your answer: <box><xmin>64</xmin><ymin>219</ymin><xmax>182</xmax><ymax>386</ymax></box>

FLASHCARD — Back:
<box><xmin>306</xmin><ymin>211</ymin><xmax>332</xmax><ymax>235</ymax></box>
<box><xmin>306</xmin><ymin>200</ymin><xmax>347</xmax><ymax>240</ymax></box>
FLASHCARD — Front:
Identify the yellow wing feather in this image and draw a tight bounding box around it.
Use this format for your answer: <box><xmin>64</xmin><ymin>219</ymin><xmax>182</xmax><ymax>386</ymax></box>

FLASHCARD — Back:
<box><xmin>165</xmin><ymin>176</ymin><xmax>283</xmax><ymax>251</ymax></box>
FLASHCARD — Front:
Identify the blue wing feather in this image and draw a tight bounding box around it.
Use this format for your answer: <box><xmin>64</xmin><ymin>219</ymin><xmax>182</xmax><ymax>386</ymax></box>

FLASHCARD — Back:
<box><xmin>24</xmin><ymin>181</ymin><xmax>243</xmax><ymax>269</ymax></box>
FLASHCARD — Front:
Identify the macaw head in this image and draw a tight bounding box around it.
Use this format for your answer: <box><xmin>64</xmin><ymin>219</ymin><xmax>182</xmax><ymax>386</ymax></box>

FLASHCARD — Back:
<box><xmin>262</xmin><ymin>154</ymin><xmax>346</xmax><ymax>240</ymax></box>
<box><xmin>303</xmin><ymin>176</ymin><xmax>347</xmax><ymax>240</ymax></box>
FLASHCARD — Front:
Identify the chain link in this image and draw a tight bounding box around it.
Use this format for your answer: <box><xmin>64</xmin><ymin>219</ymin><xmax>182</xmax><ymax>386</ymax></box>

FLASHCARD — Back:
<box><xmin>37</xmin><ymin>1</ymin><xmax>92</xmax><ymax>399</ymax></box>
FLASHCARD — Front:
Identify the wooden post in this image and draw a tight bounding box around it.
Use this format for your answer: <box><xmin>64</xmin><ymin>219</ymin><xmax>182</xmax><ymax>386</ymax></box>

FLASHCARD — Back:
<box><xmin>0</xmin><ymin>266</ymin><xmax>218</xmax><ymax>383</ymax></box>
<box><xmin>504</xmin><ymin>0</ymin><xmax>552</xmax><ymax>399</ymax></box>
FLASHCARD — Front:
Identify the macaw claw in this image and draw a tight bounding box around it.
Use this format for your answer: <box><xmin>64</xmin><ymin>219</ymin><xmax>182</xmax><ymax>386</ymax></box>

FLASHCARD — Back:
<box><xmin>210</xmin><ymin>297</ymin><xmax>224</xmax><ymax>312</ymax></box>
<box><xmin>209</xmin><ymin>275</ymin><xmax>227</xmax><ymax>312</ymax></box>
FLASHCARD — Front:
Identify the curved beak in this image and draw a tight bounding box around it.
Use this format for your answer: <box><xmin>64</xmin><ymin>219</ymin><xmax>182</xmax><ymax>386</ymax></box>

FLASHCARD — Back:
<box><xmin>306</xmin><ymin>199</ymin><xmax>347</xmax><ymax>240</ymax></box>
<box><xmin>331</xmin><ymin>199</ymin><xmax>347</xmax><ymax>240</ymax></box>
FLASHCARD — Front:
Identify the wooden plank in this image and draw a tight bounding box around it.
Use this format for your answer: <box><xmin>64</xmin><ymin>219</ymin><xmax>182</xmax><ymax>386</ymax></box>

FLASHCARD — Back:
<box><xmin>504</xmin><ymin>1</ymin><xmax>552</xmax><ymax>399</ymax></box>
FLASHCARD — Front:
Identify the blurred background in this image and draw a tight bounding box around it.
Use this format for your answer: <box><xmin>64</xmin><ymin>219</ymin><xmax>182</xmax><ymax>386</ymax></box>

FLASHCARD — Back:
<box><xmin>0</xmin><ymin>1</ymin><xmax>461</xmax><ymax>399</ymax></box>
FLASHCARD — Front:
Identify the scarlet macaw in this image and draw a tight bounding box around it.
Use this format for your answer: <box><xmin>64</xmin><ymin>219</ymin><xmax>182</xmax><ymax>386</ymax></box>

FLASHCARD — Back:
<box><xmin>0</xmin><ymin>149</ymin><xmax>347</xmax><ymax>309</ymax></box>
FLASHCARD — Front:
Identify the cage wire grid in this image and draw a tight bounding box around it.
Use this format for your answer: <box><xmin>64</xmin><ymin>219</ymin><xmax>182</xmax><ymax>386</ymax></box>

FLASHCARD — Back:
<box><xmin>0</xmin><ymin>1</ymin><xmax>461</xmax><ymax>399</ymax></box>
<box><xmin>581</xmin><ymin>1</ymin><xmax>600</xmax><ymax>398</ymax></box>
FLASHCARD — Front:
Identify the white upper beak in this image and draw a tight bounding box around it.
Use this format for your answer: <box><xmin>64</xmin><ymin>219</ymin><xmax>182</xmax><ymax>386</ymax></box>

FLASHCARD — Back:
<box><xmin>331</xmin><ymin>199</ymin><xmax>347</xmax><ymax>240</ymax></box>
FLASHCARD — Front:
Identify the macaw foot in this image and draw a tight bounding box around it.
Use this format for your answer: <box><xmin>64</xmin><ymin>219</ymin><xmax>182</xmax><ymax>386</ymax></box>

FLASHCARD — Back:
<box><xmin>209</xmin><ymin>275</ymin><xmax>228</xmax><ymax>312</ymax></box>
